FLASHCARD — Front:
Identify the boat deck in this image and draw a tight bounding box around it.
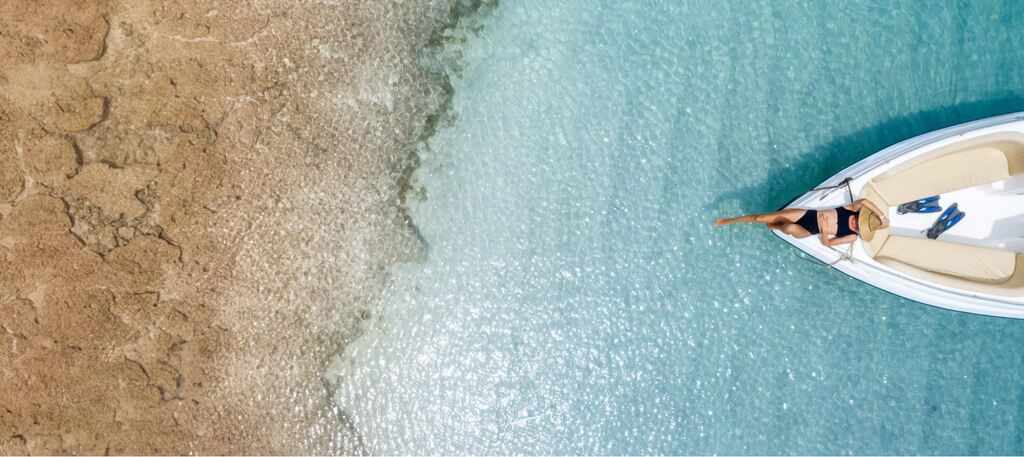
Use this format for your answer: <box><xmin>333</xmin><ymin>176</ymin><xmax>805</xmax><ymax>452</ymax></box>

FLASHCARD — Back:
<box><xmin>888</xmin><ymin>175</ymin><xmax>1024</xmax><ymax>252</ymax></box>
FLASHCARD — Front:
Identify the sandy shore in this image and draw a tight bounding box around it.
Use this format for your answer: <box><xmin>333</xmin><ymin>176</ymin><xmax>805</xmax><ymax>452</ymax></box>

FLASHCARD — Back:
<box><xmin>0</xmin><ymin>0</ymin><xmax>459</xmax><ymax>454</ymax></box>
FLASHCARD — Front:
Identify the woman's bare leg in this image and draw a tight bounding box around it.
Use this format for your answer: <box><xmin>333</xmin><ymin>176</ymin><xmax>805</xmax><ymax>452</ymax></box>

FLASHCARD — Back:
<box><xmin>716</xmin><ymin>209</ymin><xmax>807</xmax><ymax>227</ymax></box>
<box><xmin>771</xmin><ymin>222</ymin><xmax>812</xmax><ymax>238</ymax></box>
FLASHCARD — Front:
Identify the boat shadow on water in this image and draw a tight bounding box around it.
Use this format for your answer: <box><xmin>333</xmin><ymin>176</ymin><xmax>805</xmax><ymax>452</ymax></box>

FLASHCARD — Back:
<box><xmin>712</xmin><ymin>94</ymin><xmax>1024</xmax><ymax>214</ymax></box>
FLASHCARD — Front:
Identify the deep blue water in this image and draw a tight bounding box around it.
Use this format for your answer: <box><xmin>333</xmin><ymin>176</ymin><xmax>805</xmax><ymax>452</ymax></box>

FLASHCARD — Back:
<box><xmin>331</xmin><ymin>1</ymin><xmax>1024</xmax><ymax>454</ymax></box>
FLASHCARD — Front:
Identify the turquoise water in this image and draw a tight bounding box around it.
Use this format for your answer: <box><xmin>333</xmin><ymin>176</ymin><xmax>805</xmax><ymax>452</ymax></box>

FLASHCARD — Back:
<box><xmin>331</xmin><ymin>1</ymin><xmax>1024</xmax><ymax>454</ymax></box>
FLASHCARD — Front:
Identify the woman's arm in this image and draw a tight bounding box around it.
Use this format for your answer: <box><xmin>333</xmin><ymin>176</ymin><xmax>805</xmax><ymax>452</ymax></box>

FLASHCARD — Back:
<box><xmin>817</xmin><ymin>212</ymin><xmax>830</xmax><ymax>246</ymax></box>
<box><xmin>825</xmin><ymin>234</ymin><xmax>858</xmax><ymax>247</ymax></box>
<box><xmin>850</xmin><ymin>199</ymin><xmax>890</xmax><ymax>228</ymax></box>
<box><xmin>857</xmin><ymin>198</ymin><xmax>884</xmax><ymax>217</ymax></box>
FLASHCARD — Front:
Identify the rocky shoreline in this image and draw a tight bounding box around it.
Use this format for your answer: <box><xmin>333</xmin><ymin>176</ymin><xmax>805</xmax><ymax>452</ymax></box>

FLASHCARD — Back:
<box><xmin>0</xmin><ymin>1</ymin><xmax>458</xmax><ymax>453</ymax></box>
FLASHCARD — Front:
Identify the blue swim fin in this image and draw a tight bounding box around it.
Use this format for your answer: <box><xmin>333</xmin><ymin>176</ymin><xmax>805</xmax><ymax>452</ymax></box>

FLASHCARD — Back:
<box><xmin>925</xmin><ymin>202</ymin><xmax>965</xmax><ymax>240</ymax></box>
<box><xmin>897</xmin><ymin>196</ymin><xmax>941</xmax><ymax>215</ymax></box>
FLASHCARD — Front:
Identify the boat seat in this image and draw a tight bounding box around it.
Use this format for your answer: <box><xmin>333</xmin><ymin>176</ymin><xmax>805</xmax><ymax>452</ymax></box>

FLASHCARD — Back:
<box><xmin>880</xmin><ymin>255</ymin><xmax>1024</xmax><ymax>297</ymax></box>
<box><xmin>875</xmin><ymin>236</ymin><xmax>1016</xmax><ymax>284</ymax></box>
<box><xmin>872</xmin><ymin>146</ymin><xmax>1010</xmax><ymax>205</ymax></box>
<box><xmin>861</xmin><ymin>146</ymin><xmax>1017</xmax><ymax>283</ymax></box>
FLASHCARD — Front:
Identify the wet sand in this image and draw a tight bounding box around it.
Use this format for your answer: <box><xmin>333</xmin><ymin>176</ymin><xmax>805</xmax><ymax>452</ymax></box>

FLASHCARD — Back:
<box><xmin>0</xmin><ymin>0</ymin><xmax>456</xmax><ymax>454</ymax></box>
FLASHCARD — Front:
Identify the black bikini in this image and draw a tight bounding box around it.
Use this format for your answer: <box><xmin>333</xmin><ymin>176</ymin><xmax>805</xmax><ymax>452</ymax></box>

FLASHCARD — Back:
<box><xmin>795</xmin><ymin>210</ymin><xmax>820</xmax><ymax>234</ymax></box>
<box><xmin>834</xmin><ymin>206</ymin><xmax>857</xmax><ymax>237</ymax></box>
<box><xmin>795</xmin><ymin>207</ymin><xmax>857</xmax><ymax>236</ymax></box>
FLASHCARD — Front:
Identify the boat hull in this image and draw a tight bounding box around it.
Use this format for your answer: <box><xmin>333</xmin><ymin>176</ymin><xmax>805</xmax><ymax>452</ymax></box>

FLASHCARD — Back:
<box><xmin>775</xmin><ymin>111</ymin><xmax>1024</xmax><ymax>319</ymax></box>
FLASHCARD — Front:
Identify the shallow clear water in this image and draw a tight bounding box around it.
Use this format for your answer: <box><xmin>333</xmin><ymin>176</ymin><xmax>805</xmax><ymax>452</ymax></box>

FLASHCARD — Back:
<box><xmin>330</xmin><ymin>1</ymin><xmax>1024</xmax><ymax>454</ymax></box>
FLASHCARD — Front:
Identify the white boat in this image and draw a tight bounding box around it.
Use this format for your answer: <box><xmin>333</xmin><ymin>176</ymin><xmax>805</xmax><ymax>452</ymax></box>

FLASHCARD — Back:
<box><xmin>776</xmin><ymin>111</ymin><xmax>1024</xmax><ymax>319</ymax></box>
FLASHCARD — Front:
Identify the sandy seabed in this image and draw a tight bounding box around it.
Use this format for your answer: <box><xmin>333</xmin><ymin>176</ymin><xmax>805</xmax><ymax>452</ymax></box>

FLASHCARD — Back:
<box><xmin>0</xmin><ymin>0</ymin><xmax>464</xmax><ymax>454</ymax></box>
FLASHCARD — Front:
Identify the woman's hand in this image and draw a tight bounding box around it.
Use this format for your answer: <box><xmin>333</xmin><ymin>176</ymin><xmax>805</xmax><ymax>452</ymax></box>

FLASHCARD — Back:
<box><xmin>858</xmin><ymin>199</ymin><xmax>886</xmax><ymax>218</ymax></box>
<box><xmin>855</xmin><ymin>198</ymin><xmax>890</xmax><ymax>229</ymax></box>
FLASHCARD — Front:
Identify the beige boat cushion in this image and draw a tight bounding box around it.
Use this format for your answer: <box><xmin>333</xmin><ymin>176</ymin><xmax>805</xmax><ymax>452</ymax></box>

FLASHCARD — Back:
<box><xmin>872</xmin><ymin>146</ymin><xmax>1010</xmax><ymax>205</ymax></box>
<box><xmin>875</xmin><ymin>236</ymin><xmax>1016</xmax><ymax>283</ymax></box>
<box><xmin>881</xmin><ymin>255</ymin><xmax>1024</xmax><ymax>297</ymax></box>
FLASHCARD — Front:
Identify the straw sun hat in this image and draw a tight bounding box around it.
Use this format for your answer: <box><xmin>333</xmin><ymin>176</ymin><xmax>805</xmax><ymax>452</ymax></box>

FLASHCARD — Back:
<box><xmin>858</xmin><ymin>208</ymin><xmax>884</xmax><ymax>242</ymax></box>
